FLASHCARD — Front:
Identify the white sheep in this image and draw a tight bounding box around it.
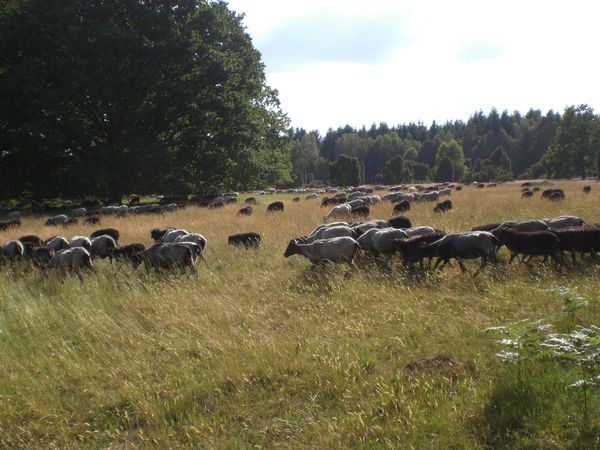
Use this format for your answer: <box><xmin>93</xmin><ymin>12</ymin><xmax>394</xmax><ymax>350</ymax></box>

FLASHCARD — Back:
<box><xmin>323</xmin><ymin>203</ymin><xmax>352</xmax><ymax>222</ymax></box>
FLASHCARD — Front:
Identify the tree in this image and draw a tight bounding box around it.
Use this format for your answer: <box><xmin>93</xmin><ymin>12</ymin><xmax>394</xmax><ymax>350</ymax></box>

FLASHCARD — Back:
<box><xmin>381</xmin><ymin>155</ymin><xmax>405</xmax><ymax>184</ymax></box>
<box><xmin>329</xmin><ymin>155</ymin><xmax>361</xmax><ymax>186</ymax></box>
<box><xmin>289</xmin><ymin>134</ymin><xmax>319</xmax><ymax>185</ymax></box>
<box><xmin>435</xmin><ymin>157</ymin><xmax>454</xmax><ymax>182</ymax></box>
<box><xmin>0</xmin><ymin>0</ymin><xmax>290</xmax><ymax>202</ymax></box>
<box><xmin>411</xmin><ymin>162</ymin><xmax>430</xmax><ymax>181</ymax></box>
<box><xmin>435</xmin><ymin>139</ymin><xmax>466</xmax><ymax>181</ymax></box>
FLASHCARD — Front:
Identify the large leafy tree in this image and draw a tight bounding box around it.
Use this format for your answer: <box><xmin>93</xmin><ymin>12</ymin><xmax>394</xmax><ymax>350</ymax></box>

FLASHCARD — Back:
<box><xmin>329</xmin><ymin>155</ymin><xmax>361</xmax><ymax>186</ymax></box>
<box><xmin>0</xmin><ymin>0</ymin><xmax>290</xmax><ymax>202</ymax></box>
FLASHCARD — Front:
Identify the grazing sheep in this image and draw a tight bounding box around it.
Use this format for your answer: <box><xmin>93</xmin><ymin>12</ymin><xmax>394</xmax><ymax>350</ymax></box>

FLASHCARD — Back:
<box><xmin>174</xmin><ymin>233</ymin><xmax>207</xmax><ymax>253</ymax></box>
<box><xmin>68</xmin><ymin>236</ymin><xmax>92</xmax><ymax>251</ymax></box>
<box><xmin>7</xmin><ymin>211</ymin><xmax>21</xmax><ymax>220</ymax></box>
<box><xmin>140</xmin><ymin>243</ymin><xmax>198</xmax><ymax>273</ymax></box>
<box><xmin>99</xmin><ymin>205</ymin><xmax>118</xmax><ymax>215</ymax></box>
<box><xmin>548</xmin><ymin>191</ymin><xmax>565</xmax><ymax>201</ymax></box>
<box><xmin>305</xmin><ymin>193</ymin><xmax>318</xmax><ymax>200</ymax></box>
<box><xmin>369</xmin><ymin>228</ymin><xmax>411</xmax><ymax>257</ymax></box>
<box><xmin>323</xmin><ymin>203</ymin><xmax>352</xmax><ymax>221</ymax></box>
<box><xmin>112</xmin><ymin>243</ymin><xmax>146</xmax><ymax>266</ymax></box>
<box><xmin>45</xmin><ymin>214</ymin><xmax>68</xmax><ymax>226</ymax></box>
<box><xmin>45</xmin><ymin>236</ymin><xmax>69</xmax><ymax>252</ymax></box>
<box><xmin>425</xmin><ymin>232</ymin><xmax>500</xmax><ymax>273</ymax></box>
<box><xmin>31</xmin><ymin>246</ymin><xmax>54</xmax><ymax>268</ymax></box>
<box><xmin>84</xmin><ymin>215</ymin><xmax>101</xmax><ymax>225</ymax></box>
<box><xmin>161</xmin><ymin>229</ymin><xmax>189</xmax><ymax>243</ymax></box>
<box><xmin>90</xmin><ymin>235</ymin><xmax>117</xmax><ymax>260</ymax></box>
<box><xmin>402</xmin><ymin>226</ymin><xmax>437</xmax><ymax>238</ymax></box>
<box><xmin>1</xmin><ymin>240</ymin><xmax>24</xmax><ymax>259</ymax></box>
<box><xmin>418</xmin><ymin>191</ymin><xmax>439</xmax><ymax>202</ymax></box>
<box><xmin>0</xmin><ymin>219</ymin><xmax>21</xmax><ymax>231</ymax></box>
<box><xmin>245</xmin><ymin>197</ymin><xmax>257</xmax><ymax>205</ymax></box>
<box><xmin>48</xmin><ymin>247</ymin><xmax>95</xmax><ymax>280</ymax></box>
<box><xmin>433</xmin><ymin>199</ymin><xmax>453</xmax><ymax>213</ymax></box>
<box><xmin>492</xmin><ymin>220</ymin><xmax>549</xmax><ymax>235</ymax></box>
<box><xmin>583</xmin><ymin>185</ymin><xmax>592</xmax><ymax>193</ymax></box>
<box><xmin>292</xmin><ymin>197</ymin><xmax>301</xmax><ymax>202</ymax></box>
<box><xmin>541</xmin><ymin>188</ymin><xmax>565</xmax><ymax>200</ymax></box>
<box><xmin>284</xmin><ymin>236</ymin><xmax>359</xmax><ymax>266</ymax></box>
<box><xmin>90</xmin><ymin>228</ymin><xmax>120</xmax><ymax>242</ymax></box>
<box><xmin>209</xmin><ymin>201</ymin><xmax>225</xmax><ymax>208</ymax></box>
<box><xmin>455</xmin><ymin>185</ymin><xmax>463</xmax><ymax>191</ymax></box>
<box><xmin>228</xmin><ymin>232</ymin><xmax>262</xmax><ymax>249</ymax></box>
<box><xmin>388</xmin><ymin>216</ymin><xmax>412</xmax><ymax>229</ymax></box>
<box><xmin>493</xmin><ymin>227</ymin><xmax>562</xmax><ymax>264</ymax></box>
<box><xmin>19</xmin><ymin>235</ymin><xmax>44</xmax><ymax>248</ymax></box>
<box><xmin>393</xmin><ymin>200</ymin><xmax>411</xmax><ymax>214</ymax></box>
<box><xmin>238</xmin><ymin>206</ymin><xmax>253</xmax><ymax>216</ymax></box>
<box><xmin>150</xmin><ymin>227</ymin><xmax>174</xmax><ymax>242</ymax></box>
<box><xmin>521</xmin><ymin>191</ymin><xmax>534</xmax><ymax>198</ymax></box>
<box><xmin>545</xmin><ymin>215</ymin><xmax>584</xmax><ymax>230</ymax></box>
<box><xmin>71</xmin><ymin>207</ymin><xmax>87</xmax><ymax>217</ymax></box>
<box><xmin>351</xmin><ymin>205</ymin><xmax>370</xmax><ymax>218</ymax></box>
<box><xmin>267</xmin><ymin>201</ymin><xmax>284</xmax><ymax>213</ymax></box>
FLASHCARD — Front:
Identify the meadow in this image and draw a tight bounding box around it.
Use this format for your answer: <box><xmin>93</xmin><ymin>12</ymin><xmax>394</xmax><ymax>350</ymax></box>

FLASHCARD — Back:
<box><xmin>1</xmin><ymin>181</ymin><xmax>600</xmax><ymax>449</ymax></box>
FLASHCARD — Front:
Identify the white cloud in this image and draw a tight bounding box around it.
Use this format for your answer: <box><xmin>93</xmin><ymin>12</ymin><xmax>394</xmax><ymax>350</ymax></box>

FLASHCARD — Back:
<box><xmin>227</xmin><ymin>0</ymin><xmax>600</xmax><ymax>133</ymax></box>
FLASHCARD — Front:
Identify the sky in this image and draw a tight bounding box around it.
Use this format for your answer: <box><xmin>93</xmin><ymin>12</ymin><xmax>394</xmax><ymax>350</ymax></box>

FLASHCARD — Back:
<box><xmin>225</xmin><ymin>0</ymin><xmax>600</xmax><ymax>134</ymax></box>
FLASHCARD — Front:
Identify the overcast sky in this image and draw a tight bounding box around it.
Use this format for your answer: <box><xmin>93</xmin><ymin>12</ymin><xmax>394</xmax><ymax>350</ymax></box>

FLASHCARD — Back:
<box><xmin>226</xmin><ymin>0</ymin><xmax>600</xmax><ymax>134</ymax></box>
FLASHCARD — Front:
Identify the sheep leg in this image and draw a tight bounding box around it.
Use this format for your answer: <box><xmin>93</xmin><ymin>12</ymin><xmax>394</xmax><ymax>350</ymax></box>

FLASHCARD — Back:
<box><xmin>457</xmin><ymin>258</ymin><xmax>467</xmax><ymax>273</ymax></box>
<box><xmin>508</xmin><ymin>253</ymin><xmax>518</xmax><ymax>264</ymax></box>
<box><xmin>433</xmin><ymin>257</ymin><xmax>443</xmax><ymax>270</ymax></box>
<box><xmin>438</xmin><ymin>258</ymin><xmax>449</xmax><ymax>271</ymax></box>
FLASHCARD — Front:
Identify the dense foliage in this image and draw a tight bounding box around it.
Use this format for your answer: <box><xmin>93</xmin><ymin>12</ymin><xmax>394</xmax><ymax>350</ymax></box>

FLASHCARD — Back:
<box><xmin>0</xmin><ymin>0</ymin><xmax>291</xmax><ymax>202</ymax></box>
<box><xmin>289</xmin><ymin>106</ymin><xmax>600</xmax><ymax>186</ymax></box>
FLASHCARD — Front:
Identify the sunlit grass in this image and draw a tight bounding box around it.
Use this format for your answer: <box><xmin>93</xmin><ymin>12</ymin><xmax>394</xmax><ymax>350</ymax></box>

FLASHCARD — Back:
<box><xmin>1</xmin><ymin>181</ymin><xmax>600</xmax><ymax>448</ymax></box>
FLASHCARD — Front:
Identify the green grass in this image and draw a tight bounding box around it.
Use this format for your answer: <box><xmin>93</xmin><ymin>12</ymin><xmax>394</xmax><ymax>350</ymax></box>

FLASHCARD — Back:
<box><xmin>1</xmin><ymin>181</ymin><xmax>600</xmax><ymax>448</ymax></box>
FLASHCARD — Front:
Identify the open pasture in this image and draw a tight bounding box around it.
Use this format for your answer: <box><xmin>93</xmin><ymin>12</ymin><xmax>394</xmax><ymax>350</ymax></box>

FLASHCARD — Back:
<box><xmin>1</xmin><ymin>181</ymin><xmax>600</xmax><ymax>448</ymax></box>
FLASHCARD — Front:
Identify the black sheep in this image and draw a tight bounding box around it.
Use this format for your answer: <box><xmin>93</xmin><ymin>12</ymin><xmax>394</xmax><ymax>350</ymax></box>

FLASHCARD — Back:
<box><xmin>388</xmin><ymin>216</ymin><xmax>412</xmax><ymax>229</ymax></box>
<box><xmin>228</xmin><ymin>232</ymin><xmax>261</xmax><ymax>249</ymax></box>
<box><xmin>471</xmin><ymin>223</ymin><xmax>501</xmax><ymax>232</ymax></box>
<box><xmin>238</xmin><ymin>206</ymin><xmax>253</xmax><ymax>216</ymax></box>
<box><xmin>494</xmin><ymin>228</ymin><xmax>562</xmax><ymax>264</ymax></box>
<box><xmin>113</xmin><ymin>243</ymin><xmax>146</xmax><ymax>265</ymax></box>
<box><xmin>551</xmin><ymin>228</ymin><xmax>600</xmax><ymax>262</ymax></box>
<box><xmin>351</xmin><ymin>205</ymin><xmax>370</xmax><ymax>217</ymax></box>
<box><xmin>267</xmin><ymin>201</ymin><xmax>284</xmax><ymax>212</ymax></box>
<box><xmin>393</xmin><ymin>232</ymin><xmax>447</xmax><ymax>266</ymax></box>
<box><xmin>393</xmin><ymin>200</ymin><xmax>411</xmax><ymax>214</ymax></box>
<box><xmin>433</xmin><ymin>199</ymin><xmax>453</xmax><ymax>213</ymax></box>
<box><xmin>91</xmin><ymin>228</ymin><xmax>120</xmax><ymax>241</ymax></box>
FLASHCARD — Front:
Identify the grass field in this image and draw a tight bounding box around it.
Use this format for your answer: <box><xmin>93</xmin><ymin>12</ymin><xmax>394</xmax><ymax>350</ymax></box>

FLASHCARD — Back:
<box><xmin>1</xmin><ymin>181</ymin><xmax>600</xmax><ymax>448</ymax></box>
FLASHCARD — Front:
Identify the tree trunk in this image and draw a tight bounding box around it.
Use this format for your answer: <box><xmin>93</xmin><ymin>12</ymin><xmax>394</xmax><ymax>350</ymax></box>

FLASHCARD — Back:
<box><xmin>107</xmin><ymin>182</ymin><xmax>124</xmax><ymax>205</ymax></box>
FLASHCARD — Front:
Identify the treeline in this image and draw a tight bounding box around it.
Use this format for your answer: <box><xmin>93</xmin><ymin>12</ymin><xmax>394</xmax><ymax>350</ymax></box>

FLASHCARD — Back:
<box><xmin>288</xmin><ymin>105</ymin><xmax>600</xmax><ymax>186</ymax></box>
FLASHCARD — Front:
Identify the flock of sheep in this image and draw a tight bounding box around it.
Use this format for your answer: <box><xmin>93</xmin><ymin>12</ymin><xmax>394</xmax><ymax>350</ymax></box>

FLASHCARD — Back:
<box><xmin>0</xmin><ymin>182</ymin><xmax>597</xmax><ymax>280</ymax></box>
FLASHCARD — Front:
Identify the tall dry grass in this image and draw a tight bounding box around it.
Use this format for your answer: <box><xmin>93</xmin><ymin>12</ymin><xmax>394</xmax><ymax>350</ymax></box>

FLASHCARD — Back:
<box><xmin>1</xmin><ymin>181</ymin><xmax>600</xmax><ymax>448</ymax></box>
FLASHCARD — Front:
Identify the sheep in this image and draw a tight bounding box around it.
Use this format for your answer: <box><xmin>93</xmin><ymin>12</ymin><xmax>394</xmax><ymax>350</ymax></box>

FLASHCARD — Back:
<box><xmin>245</xmin><ymin>197</ymin><xmax>257</xmax><ymax>205</ymax></box>
<box><xmin>521</xmin><ymin>191</ymin><xmax>534</xmax><ymax>198</ymax></box>
<box><xmin>71</xmin><ymin>207</ymin><xmax>87</xmax><ymax>217</ymax></box>
<box><xmin>283</xmin><ymin>236</ymin><xmax>359</xmax><ymax>266</ymax></box>
<box><xmin>370</xmin><ymin>228</ymin><xmax>411</xmax><ymax>257</ymax></box>
<box><xmin>292</xmin><ymin>197</ymin><xmax>301</xmax><ymax>202</ymax></box>
<box><xmin>228</xmin><ymin>232</ymin><xmax>262</xmax><ymax>249</ymax></box>
<box><xmin>1</xmin><ymin>240</ymin><xmax>24</xmax><ymax>259</ymax></box>
<box><xmin>68</xmin><ymin>236</ymin><xmax>92</xmax><ymax>251</ymax></box>
<box><xmin>174</xmin><ymin>233</ymin><xmax>207</xmax><ymax>254</ymax></box>
<box><xmin>438</xmin><ymin>188</ymin><xmax>452</xmax><ymax>197</ymax></box>
<box><xmin>45</xmin><ymin>236</ymin><xmax>69</xmax><ymax>252</ymax></box>
<box><xmin>471</xmin><ymin>223</ymin><xmax>501</xmax><ymax>232</ymax></box>
<box><xmin>402</xmin><ymin>226</ymin><xmax>437</xmax><ymax>238</ymax></box>
<box><xmin>0</xmin><ymin>219</ymin><xmax>21</xmax><ymax>231</ymax></box>
<box><xmin>84</xmin><ymin>215</ymin><xmax>101</xmax><ymax>225</ymax></box>
<box><xmin>310</xmin><ymin>222</ymin><xmax>350</xmax><ymax>236</ymax></box>
<box><xmin>352</xmin><ymin>220</ymin><xmax>390</xmax><ymax>236</ymax></box>
<box><xmin>238</xmin><ymin>206</ymin><xmax>253</xmax><ymax>216</ymax></box>
<box><xmin>433</xmin><ymin>199</ymin><xmax>453</xmax><ymax>213</ymax></box>
<box><xmin>542</xmin><ymin>188</ymin><xmax>564</xmax><ymax>199</ymax></box>
<box><xmin>388</xmin><ymin>216</ymin><xmax>412</xmax><ymax>229</ymax></box>
<box><xmin>31</xmin><ymin>246</ymin><xmax>54</xmax><ymax>268</ymax></box>
<box><xmin>492</xmin><ymin>220</ymin><xmax>549</xmax><ymax>235</ymax></box>
<box><xmin>90</xmin><ymin>227</ymin><xmax>120</xmax><ymax>242</ymax></box>
<box><xmin>583</xmin><ymin>185</ymin><xmax>592</xmax><ymax>193</ymax></box>
<box><xmin>493</xmin><ymin>227</ymin><xmax>562</xmax><ymax>264</ymax></box>
<box><xmin>267</xmin><ymin>201</ymin><xmax>284</xmax><ymax>213</ymax></box>
<box><xmin>161</xmin><ymin>229</ymin><xmax>189</xmax><ymax>243</ymax></box>
<box><xmin>150</xmin><ymin>227</ymin><xmax>174</xmax><ymax>242</ymax></box>
<box><xmin>351</xmin><ymin>205</ymin><xmax>370</xmax><ymax>218</ymax></box>
<box><xmin>112</xmin><ymin>243</ymin><xmax>146</xmax><ymax>266</ymax></box>
<box><xmin>45</xmin><ymin>214</ymin><xmax>68</xmax><ymax>226</ymax></box>
<box><xmin>548</xmin><ymin>191</ymin><xmax>565</xmax><ymax>201</ymax></box>
<box><xmin>323</xmin><ymin>203</ymin><xmax>352</xmax><ymax>221</ymax></box>
<box><xmin>208</xmin><ymin>201</ymin><xmax>224</xmax><ymax>209</ymax></box>
<box><xmin>174</xmin><ymin>242</ymin><xmax>203</xmax><ymax>264</ymax></box>
<box><xmin>418</xmin><ymin>191</ymin><xmax>439</xmax><ymax>202</ymax></box>
<box><xmin>99</xmin><ymin>205</ymin><xmax>118</xmax><ymax>215</ymax></box>
<box><xmin>544</xmin><ymin>215</ymin><xmax>584</xmax><ymax>230</ymax></box>
<box><xmin>7</xmin><ymin>211</ymin><xmax>21</xmax><ymax>220</ymax></box>
<box><xmin>63</xmin><ymin>217</ymin><xmax>79</xmax><ymax>226</ymax></box>
<box><xmin>305</xmin><ymin>193</ymin><xmax>318</xmax><ymax>200</ymax></box>
<box><xmin>90</xmin><ymin>235</ymin><xmax>117</xmax><ymax>260</ymax></box>
<box><xmin>393</xmin><ymin>200</ymin><xmax>411</xmax><ymax>214</ymax></box>
<box><xmin>347</xmin><ymin>199</ymin><xmax>366</xmax><ymax>209</ymax></box>
<box><xmin>18</xmin><ymin>235</ymin><xmax>44</xmax><ymax>248</ymax></box>
<box><xmin>392</xmin><ymin>232</ymin><xmax>447</xmax><ymax>266</ymax></box>
<box><xmin>300</xmin><ymin>225</ymin><xmax>356</xmax><ymax>243</ymax></box>
<box><xmin>116</xmin><ymin>205</ymin><xmax>129</xmax><ymax>217</ymax></box>
<box><xmin>550</xmin><ymin>228</ymin><xmax>600</xmax><ymax>263</ymax></box>
<box><xmin>47</xmin><ymin>247</ymin><xmax>95</xmax><ymax>280</ymax></box>
<box><xmin>140</xmin><ymin>243</ymin><xmax>198</xmax><ymax>273</ymax></box>
<box><xmin>425</xmin><ymin>231</ymin><xmax>500</xmax><ymax>273</ymax></box>
<box><xmin>162</xmin><ymin>203</ymin><xmax>179</xmax><ymax>212</ymax></box>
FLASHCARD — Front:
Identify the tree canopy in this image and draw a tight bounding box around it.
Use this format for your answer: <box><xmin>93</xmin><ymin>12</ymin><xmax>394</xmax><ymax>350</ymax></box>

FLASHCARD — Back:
<box><xmin>0</xmin><ymin>0</ymin><xmax>291</xmax><ymax>202</ymax></box>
